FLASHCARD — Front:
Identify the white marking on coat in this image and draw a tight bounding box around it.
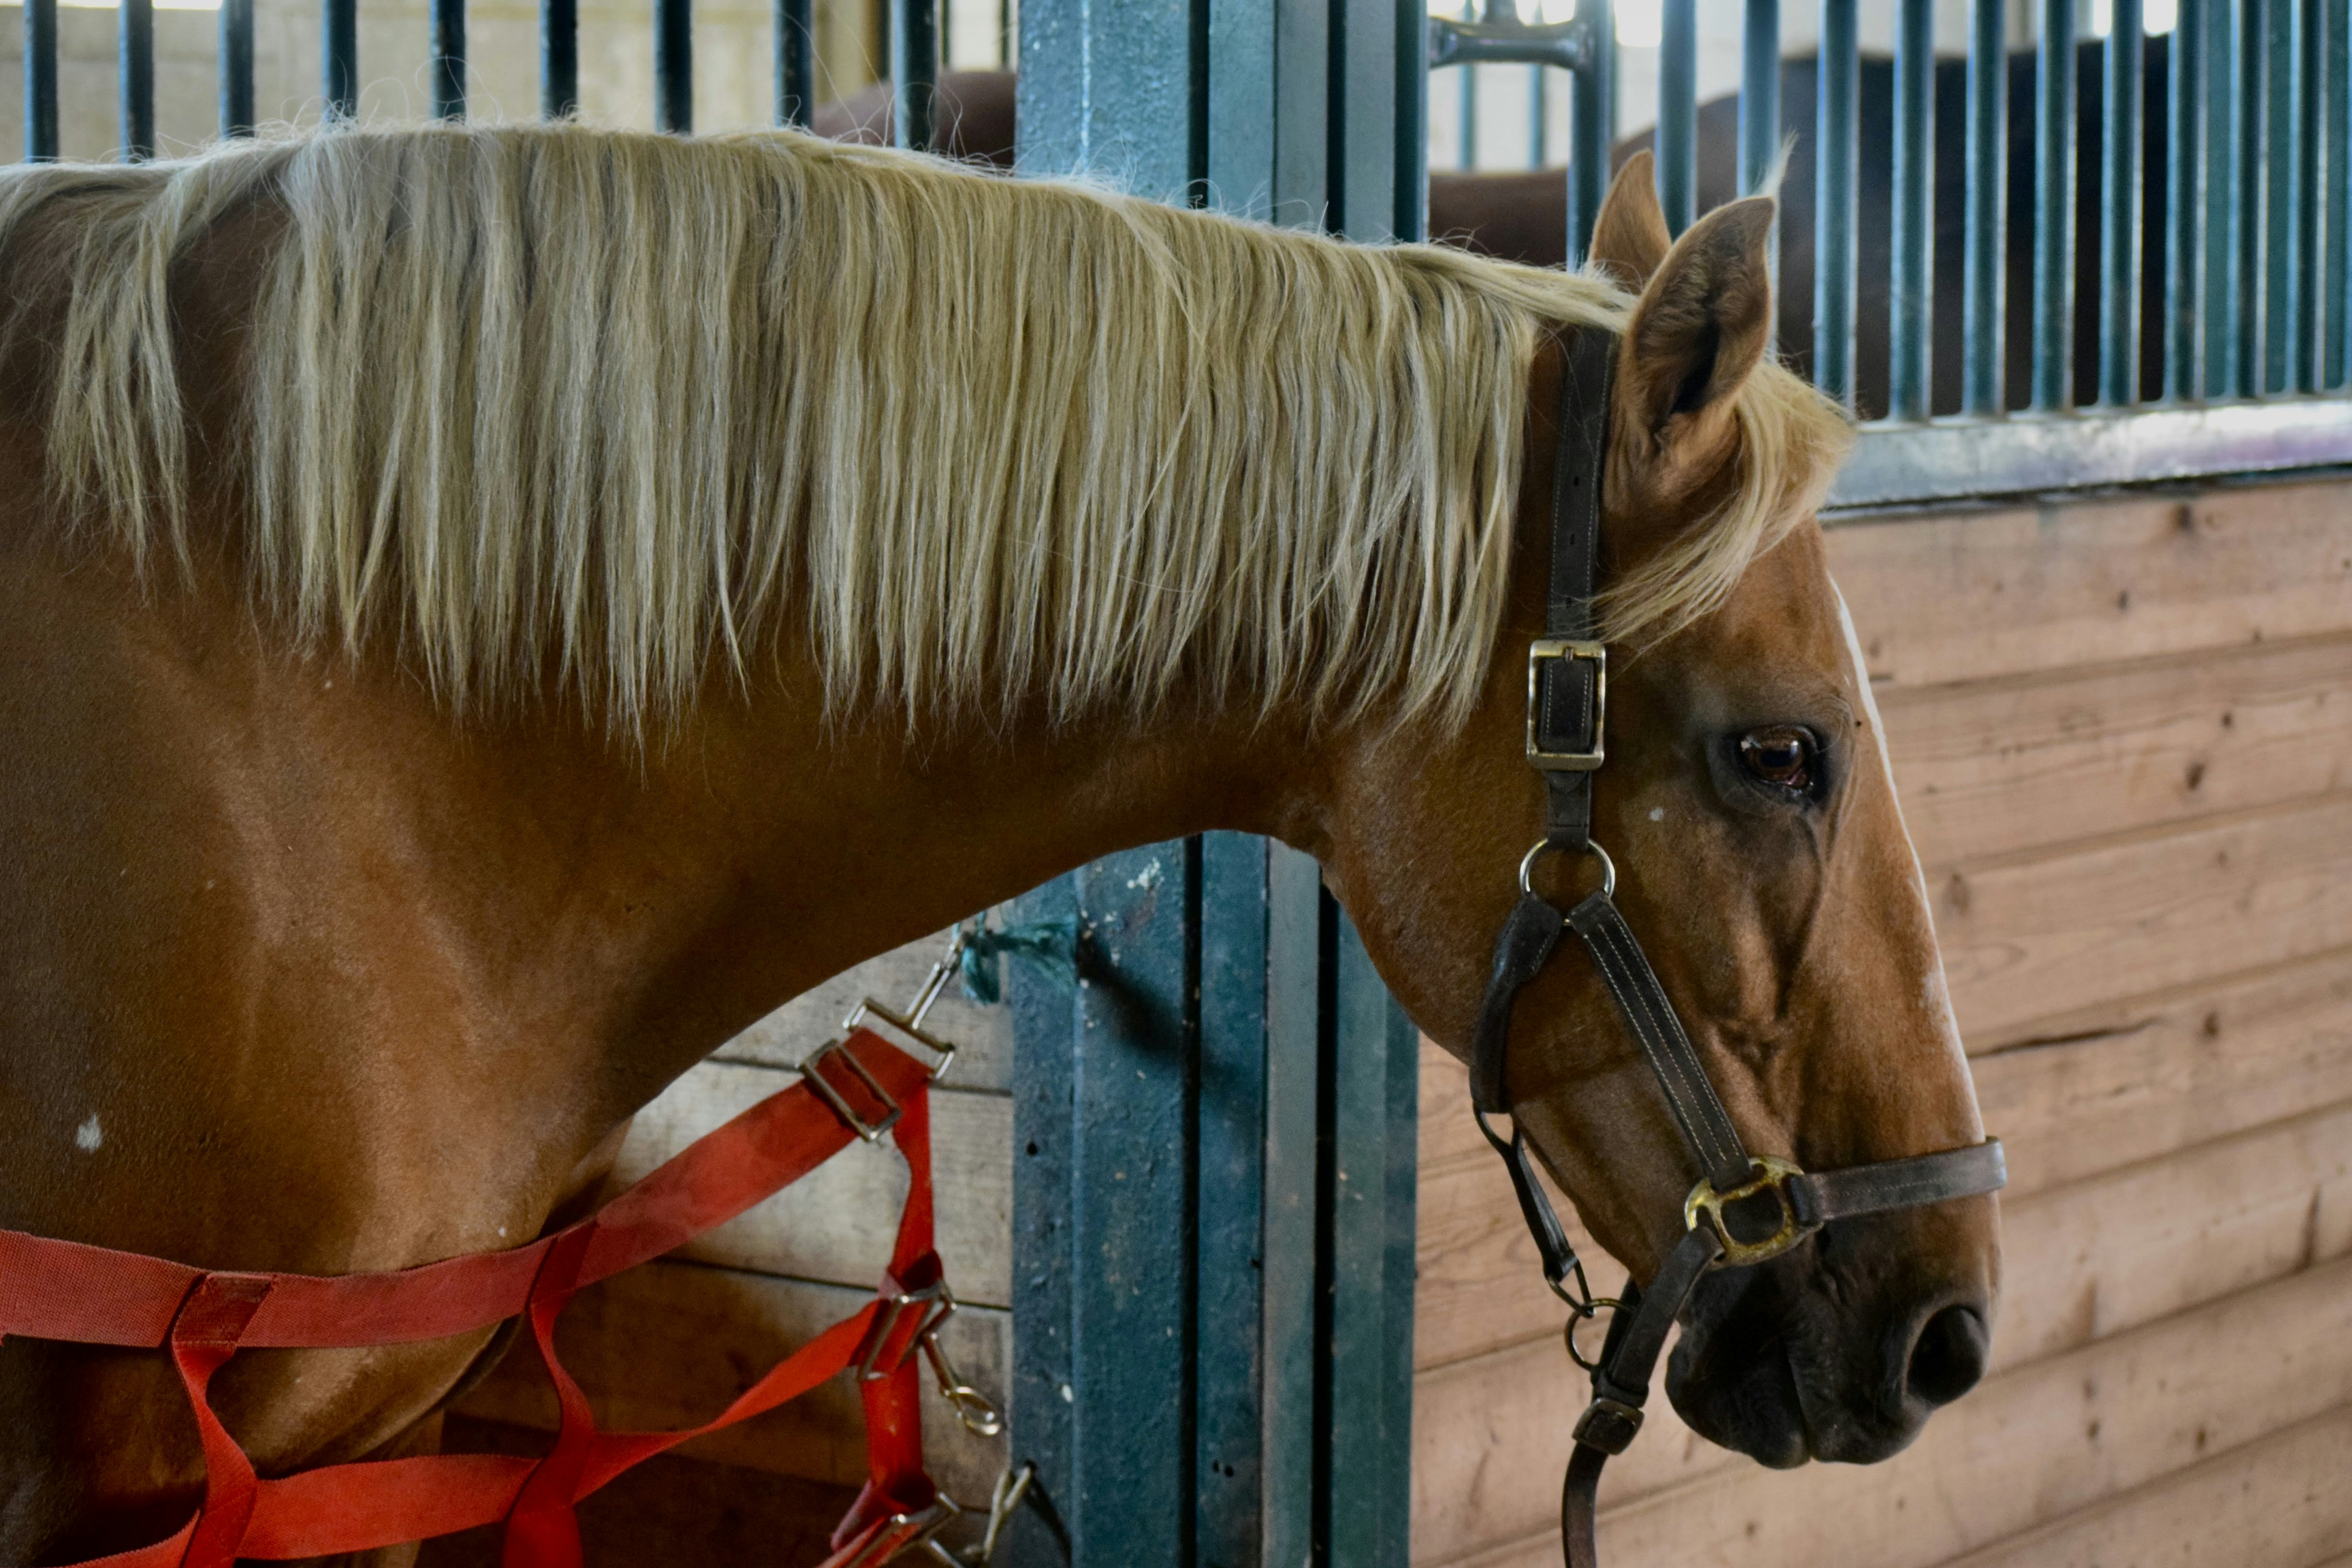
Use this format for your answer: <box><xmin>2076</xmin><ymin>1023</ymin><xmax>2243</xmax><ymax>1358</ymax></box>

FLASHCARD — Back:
<box><xmin>74</xmin><ymin>1114</ymin><xmax>103</xmax><ymax>1152</ymax></box>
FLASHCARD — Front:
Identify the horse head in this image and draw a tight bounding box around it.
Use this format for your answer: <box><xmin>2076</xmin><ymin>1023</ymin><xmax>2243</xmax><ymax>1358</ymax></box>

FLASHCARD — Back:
<box><xmin>1316</xmin><ymin>156</ymin><xmax>2001</xmax><ymax>1470</ymax></box>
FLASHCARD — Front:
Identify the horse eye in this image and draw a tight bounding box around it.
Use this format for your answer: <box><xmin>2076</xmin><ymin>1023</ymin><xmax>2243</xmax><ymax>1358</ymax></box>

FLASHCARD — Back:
<box><xmin>1738</xmin><ymin>726</ymin><xmax>1817</xmax><ymax>795</ymax></box>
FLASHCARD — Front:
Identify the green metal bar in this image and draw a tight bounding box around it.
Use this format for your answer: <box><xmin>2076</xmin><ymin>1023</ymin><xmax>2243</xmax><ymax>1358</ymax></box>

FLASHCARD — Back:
<box><xmin>654</xmin><ymin>0</ymin><xmax>692</xmax><ymax>133</ymax></box>
<box><xmin>892</xmin><ymin>0</ymin><xmax>938</xmax><ymax>150</ymax></box>
<box><xmin>2031</xmin><ymin>0</ymin><xmax>2077</xmax><ymax>411</ymax></box>
<box><xmin>430</xmin><ymin>0</ymin><xmax>467</xmax><ymax>120</ymax></box>
<box><xmin>1963</xmin><ymin>0</ymin><xmax>2007</xmax><ymax>414</ymax></box>
<box><xmin>775</xmin><ymin>0</ymin><xmax>813</xmax><ymax>126</ymax></box>
<box><xmin>220</xmin><ymin>0</ymin><xmax>256</xmax><ymax>137</ymax></box>
<box><xmin>2295</xmin><ymin>0</ymin><xmax>2323</xmax><ymax>389</ymax></box>
<box><xmin>2203</xmin><ymin>0</ymin><xmax>2241</xmax><ymax>396</ymax></box>
<box><xmin>24</xmin><ymin>0</ymin><xmax>58</xmax><ymax>160</ymax></box>
<box><xmin>1659</xmin><ymin>0</ymin><xmax>1697</xmax><ymax>233</ymax></box>
<box><xmin>1889</xmin><ymin>0</ymin><xmax>1934</xmax><ymax>421</ymax></box>
<box><xmin>541</xmin><ymin>0</ymin><xmax>577</xmax><ymax>117</ymax></box>
<box><xmin>2236</xmin><ymin>0</ymin><xmax>2263</xmax><ymax>395</ymax></box>
<box><xmin>1814</xmin><ymin>0</ymin><xmax>1858</xmax><ymax>407</ymax></box>
<box><xmin>2264</xmin><ymin>0</ymin><xmax>2299</xmax><ymax>392</ymax></box>
<box><xmin>322</xmin><ymin>0</ymin><xmax>357</xmax><ymax>120</ymax></box>
<box><xmin>2099</xmin><ymin>0</ymin><xmax>2142</xmax><ymax>405</ymax></box>
<box><xmin>120</xmin><ymin>0</ymin><xmax>154</xmax><ymax>158</ymax></box>
<box><xmin>1529</xmin><ymin>64</ymin><xmax>1548</xmax><ymax>167</ymax></box>
<box><xmin>2335</xmin><ymin>0</ymin><xmax>2352</xmax><ymax>387</ymax></box>
<box><xmin>1739</xmin><ymin>0</ymin><xmax>1780</xmax><ymax>197</ymax></box>
<box><xmin>2165</xmin><ymin>0</ymin><xmax>2203</xmax><ymax>400</ymax></box>
<box><xmin>1566</xmin><ymin>0</ymin><xmax>1613</xmax><ymax>264</ymax></box>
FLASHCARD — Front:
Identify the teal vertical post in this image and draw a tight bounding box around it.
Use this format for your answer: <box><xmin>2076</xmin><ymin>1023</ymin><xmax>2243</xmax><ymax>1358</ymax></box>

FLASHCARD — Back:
<box><xmin>2031</xmin><ymin>0</ymin><xmax>2076</xmax><ymax>411</ymax></box>
<box><xmin>1963</xmin><ymin>0</ymin><xmax>2006</xmax><ymax>413</ymax></box>
<box><xmin>1889</xmin><ymin>0</ymin><xmax>1934</xmax><ymax>420</ymax></box>
<box><xmin>1814</xmin><ymin>0</ymin><xmax>1859</xmax><ymax>406</ymax></box>
<box><xmin>1567</xmin><ymin>0</ymin><xmax>1613</xmax><ymax>264</ymax></box>
<box><xmin>1658</xmin><ymin>0</ymin><xmax>1697</xmax><ymax>233</ymax></box>
<box><xmin>2165</xmin><ymin>0</ymin><xmax>2202</xmax><ymax>401</ymax></box>
<box><xmin>2098</xmin><ymin>0</ymin><xmax>2142</xmax><ymax>405</ymax></box>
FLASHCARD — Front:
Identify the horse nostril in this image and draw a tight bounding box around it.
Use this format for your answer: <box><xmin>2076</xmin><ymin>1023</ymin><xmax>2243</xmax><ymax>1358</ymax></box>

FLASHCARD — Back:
<box><xmin>1906</xmin><ymin>1304</ymin><xmax>1989</xmax><ymax>1408</ymax></box>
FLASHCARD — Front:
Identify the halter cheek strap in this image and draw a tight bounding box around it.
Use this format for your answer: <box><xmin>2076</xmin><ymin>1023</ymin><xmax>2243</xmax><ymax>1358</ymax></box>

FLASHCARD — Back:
<box><xmin>1466</xmin><ymin>326</ymin><xmax>2008</xmax><ymax>1568</ymax></box>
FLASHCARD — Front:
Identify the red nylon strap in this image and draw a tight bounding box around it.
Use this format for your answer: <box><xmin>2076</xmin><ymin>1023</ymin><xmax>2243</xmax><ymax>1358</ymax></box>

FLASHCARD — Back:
<box><xmin>1</xmin><ymin>1027</ymin><xmax>951</xmax><ymax>1567</ymax></box>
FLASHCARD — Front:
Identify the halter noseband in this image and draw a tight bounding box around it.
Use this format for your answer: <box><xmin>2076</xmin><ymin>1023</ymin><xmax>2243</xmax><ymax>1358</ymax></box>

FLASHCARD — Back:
<box><xmin>1467</xmin><ymin>327</ymin><xmax>2007</xmax><ymax>1568</ymax></box>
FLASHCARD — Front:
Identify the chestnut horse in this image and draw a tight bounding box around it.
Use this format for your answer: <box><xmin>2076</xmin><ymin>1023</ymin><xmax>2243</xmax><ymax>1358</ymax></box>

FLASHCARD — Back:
<box><xmin>0</xmin><ymin>128</ymin><xmax>1997</xmax><ymax>1564</ymax></box>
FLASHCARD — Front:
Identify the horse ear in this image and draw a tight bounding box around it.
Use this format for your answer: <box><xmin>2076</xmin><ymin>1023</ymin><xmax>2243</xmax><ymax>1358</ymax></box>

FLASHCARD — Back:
<box><xmin>1618</xmin><ymin>195</ymin><xmax>1775</xmax><ymax>448</ymax></box>
<box><xmin>1588</xmin><ymin>153</ymin><xmax>1671</xmax><ymax>287</ymax></box>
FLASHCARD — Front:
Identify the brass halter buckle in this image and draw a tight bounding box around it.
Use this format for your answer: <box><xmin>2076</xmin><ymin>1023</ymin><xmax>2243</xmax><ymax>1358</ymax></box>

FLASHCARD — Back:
<box><xmin>1526</xmin><ymin>638</ymin><xmax>1608</xmax><ymax>770</ymax></box>
<box><xmin>1684</xmin><ymin>1155</ymin><xmax>1813</xmax><ymax>1269</ymax></box>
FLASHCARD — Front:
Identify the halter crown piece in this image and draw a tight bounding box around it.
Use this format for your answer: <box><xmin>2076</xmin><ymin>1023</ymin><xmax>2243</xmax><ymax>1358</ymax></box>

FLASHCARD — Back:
<box><xmin>1467</xmin><ymin>328</ymin><xmax>2009</xmax><ymax>1568</ymax></box>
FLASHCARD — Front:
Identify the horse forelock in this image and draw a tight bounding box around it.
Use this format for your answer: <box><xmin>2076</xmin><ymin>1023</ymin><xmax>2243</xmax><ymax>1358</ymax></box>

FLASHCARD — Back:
<box><xmin>0</xmin><ymin>123</ymin><xmax>1844</xmax><ymax>737</ymax></box>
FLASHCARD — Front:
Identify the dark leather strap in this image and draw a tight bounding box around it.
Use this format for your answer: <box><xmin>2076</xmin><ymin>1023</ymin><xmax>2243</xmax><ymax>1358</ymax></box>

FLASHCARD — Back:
<box><xmin>1565</xmin><ymin>893</ymin><xmax>1753</xmax><ymax>1195</ymax></box>
<box><xmin>1787</xmin><ymin>1139</ymin><xmax>2008</xmax><ymax>1228</ymax></box>
<box><xmin>1539</xmin><ymin>329</ymin><xmax>1614</xmax><ymax>851</ymax></box>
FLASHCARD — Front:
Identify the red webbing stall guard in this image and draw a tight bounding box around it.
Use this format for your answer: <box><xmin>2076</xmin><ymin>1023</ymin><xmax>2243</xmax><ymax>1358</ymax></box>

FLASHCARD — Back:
<box><xmin>0</xmin><ymin>1028</ymin><xmax>966</xmax><ymax>1568</ymax></box>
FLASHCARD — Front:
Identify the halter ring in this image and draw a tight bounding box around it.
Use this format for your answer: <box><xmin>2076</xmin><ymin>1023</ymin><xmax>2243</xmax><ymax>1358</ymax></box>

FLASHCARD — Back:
<box><xmin>1519</xmin><ymin>838</ymin><xmax>1617</xmax><ymax>902</ymax></box>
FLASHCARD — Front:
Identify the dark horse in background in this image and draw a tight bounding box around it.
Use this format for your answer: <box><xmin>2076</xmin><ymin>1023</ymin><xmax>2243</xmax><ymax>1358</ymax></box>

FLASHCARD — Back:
<box><xmin>830</xmin><ymin>41</ymin><xmax>2167</xmax><ymax>420</ymax></box>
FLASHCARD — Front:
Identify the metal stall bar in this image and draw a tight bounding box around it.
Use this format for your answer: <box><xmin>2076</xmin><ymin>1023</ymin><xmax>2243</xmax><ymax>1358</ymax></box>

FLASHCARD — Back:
<box><xmin>893</xmin><ymin>0</ymin><xmax>938</xmax><ymax>150</ymax></box>
<box><xmin>2235</xmin><ymin>0</ymin><xmax>2261</xmax><ymax>394</ymax></box>
<box><xmin>121</xmin><ymin>0</ymin><xmax>155</xmax><ymax>159</ymax></box>
<box><xmin>24</xmin><ymin>0</ymin><xmax>59</xmax><ymax>160</ymax></box>
<box><xmin>1015</xmin><ymin>8</ymin><xmax>1420</xmax><ymax>1562</ymax></box>
<box><xmin>1568</xmin><ymin>0</ymin><xmax>1612</xmax><ymax>264</ymax></box>
<box><xmin>1815</xmin><ymin>0</ymin><xmax>1858</xmax><ymax>408</ymax></box>
<box><xmin>2295</xmin><ymin>0</ymin><xmax>2324</xmax><ymax>389</ymax></box>
<box><xmin>2099</xmin><ymin>0</ymin><xmax>2141</xmax><ymax>405</ymax></box>
<box><xmin>1529</xmin><ymin>66</ymin><xmax>1547</xmax><ymax>167</ymax></box>
<box><xmin>1659</xmin><ymin>0</ymin><xmax>1697</xmax><ymax>233</ymax></box>
<box><xmin>1460</xmin><ymin>63</ymin><xmax>1479</xmax><ymax>169</ymax></box>
<box><xmin>2264</xmin><ymin>0</ymin><xmax>2299</xmax><ymax>392</ymax></box>
<box><xmin>324</xmin><ymin>0</ymin><xmax>358</xmax><ymax>119</ymax></box>
<box><xmin>2031</xmin><ymin>0</ymin><xmax>2076</xmax><ymax>411</ymax></box>
<box><xmin>221</xmin><ymin>0</ymin><xmax>257</xmax><ymax>136</ymax></box>
<box><xmin>776</xmin><ymin>0</ymin><xmax>815</xmax><ymax>127</ymax></box>
<box><xmin>1740</xmin><ymin>0</ymin><xmax>1779</xmax><ymax>198</ymax></box>
<box><xmin>1963</xmin><ymin>0</ymin><xmax>2006</xmax><ymax>414</ymax></box>
<box><xmin>431</xmin><ymin>0</ymin><xmax>468</xmax><ymax>120</ymax></box>
<box><xmin>2328</xmin><ymin>0</ymin><xmax>2350</xmax><ymax>388</ymax></box>
<box><xmin>2165</xmin><ymin>0</ymin><xmax>2202</xmax><ymax>401</ymax></box>
<box><xmin>542</xmin><ymin>0</ymin><xmax>578</xmax><ymax>118</ymax></box>
<box><xmin>655</xmin><ymin>0</ymin><xmax>692</xmax><ymax>132</ymax></box>
<box><xmin>2204</xmin><ymin>0</ymin><xmax>2241</xmax><ymax>396</ymax></box>
<box><xmin>1888</xmin><ymin>0</ymin><xmax>1933</xmax><ymax>421</ymax></box>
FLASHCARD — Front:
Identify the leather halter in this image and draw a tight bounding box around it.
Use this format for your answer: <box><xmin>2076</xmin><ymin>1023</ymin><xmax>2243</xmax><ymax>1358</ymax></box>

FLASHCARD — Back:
<box><xmin>1468</xmin><ymin>327</ymin><xmax>2008</xmax><ymax>1568</ymax></box>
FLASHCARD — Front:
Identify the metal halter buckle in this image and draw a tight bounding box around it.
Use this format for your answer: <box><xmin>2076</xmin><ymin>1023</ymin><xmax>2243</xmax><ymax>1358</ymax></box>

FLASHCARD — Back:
<box><xmin>856</xmin><ymin>1282</ymin><xmax>1005</xmax><ymax>1438</ymax></box>
<box><xmin>1684</xmin><ymin>1155</ymin><xmax>1814</xmax><ymax>1269</ymax></box>
<box><xmin>799</xmin><ymin>1036</ymin><xmax>903</xmax><ymax>1143</ymax></box>
<box><xmin>833</xmin><ymin>1494</ymin><xmax>968</xmax><ymax>1568</ymax></box>
<box><xmin>1526</xmin><ymin>638</ymin><xmax>1607</xmax><ymax>771</ymax></box>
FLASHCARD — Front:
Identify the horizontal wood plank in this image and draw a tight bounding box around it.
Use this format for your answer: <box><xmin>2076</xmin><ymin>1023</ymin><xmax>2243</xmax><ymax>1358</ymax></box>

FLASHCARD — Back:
<box><xmin>1825</xmin><ymin>482</ymin><xmax>2352</xmax><ymax>691</ymax></box>
<box><xmin>452</xmin><ymin>1258</ymin><xmax>1011</xmax><ymax>1504</ymax></box>
<box><xmin>607</xmin><ymin>1060</ymin><xmax>1013</xmax><ymax>1306</ymax></box>
<box><xmin>1882</xmin><ymin>632</ymin><xmax>2352</xmax><ymax>869</ymax></box>
<box><xmin>1418</xmin><ymin>1256</ymin><xmax>2352</xmax><ymax>1567</ymax></box>
<box><xmin>1937</xmin><ymin>793</ymin><xmax>2352</xmax><ymax>1044</ymax></box>
<box><xmin>1415</xmin><ymin>952</ymin><xmax>2352</xmax><ymax>1369</ymax></box>
<box><xmin>715</xmin><ymin>927</ymin><xmax>1014</xmax><ymax>1092</ymax></box>
<box><xmin>1411</xmin><ymin>1110</ymin><xmax>2352</xmax><ymax>1557</ymax></box>
<box><xmin>1938</xmin><ymin>1402</ymin><xmax>2352</xmax><ymax>1568</ymax></box>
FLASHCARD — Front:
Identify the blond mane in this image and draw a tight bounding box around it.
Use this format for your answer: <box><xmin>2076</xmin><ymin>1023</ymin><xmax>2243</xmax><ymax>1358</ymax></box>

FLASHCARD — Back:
<box><xmin>0</xmin><ymin>124</ymin><xmax>1849</xmax><ymax>733</ymax></box>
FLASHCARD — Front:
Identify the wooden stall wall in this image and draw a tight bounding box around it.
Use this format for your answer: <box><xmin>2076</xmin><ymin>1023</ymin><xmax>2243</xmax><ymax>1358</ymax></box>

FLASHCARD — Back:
<box><xmin>1412</xmin><ymin>476</ymin><xmax>2352</xmax><ymax>1568</ymax></box>
<box><xmin>434</xmin><ymin>931</ymin><xmax>1015</xmax><ymax>1564</ymax></box>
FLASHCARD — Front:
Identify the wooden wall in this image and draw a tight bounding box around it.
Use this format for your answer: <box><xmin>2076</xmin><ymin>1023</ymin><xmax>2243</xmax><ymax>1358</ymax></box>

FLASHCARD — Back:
<box><xmin>1409</xmin><ymin>477</ymin><xmax>2352</xmax><ymax>1567</ymax></box>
